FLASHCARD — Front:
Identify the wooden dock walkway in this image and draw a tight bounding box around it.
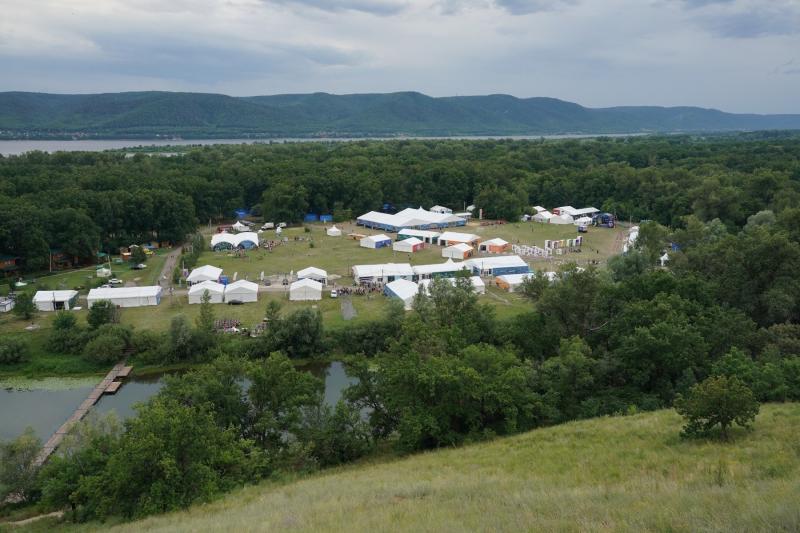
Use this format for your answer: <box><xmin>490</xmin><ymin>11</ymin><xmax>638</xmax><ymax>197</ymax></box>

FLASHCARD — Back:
<box><xmin>34</xmin><ymin>363</ymin><xmax>131</xmax><ymax>467</ymax></box>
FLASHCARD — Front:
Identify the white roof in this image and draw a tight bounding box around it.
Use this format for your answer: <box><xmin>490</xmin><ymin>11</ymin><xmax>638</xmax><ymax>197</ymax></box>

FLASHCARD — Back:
<box><xmin>482</xmin><ymin>238</ymin><xmax>509</xmax><ymax>246</ymax></box>
<box><xmin>358</xmin><ymin>208</ymin><xmax>464</xmax><ymax>228</ymax></box>
<box><xmin>210</xmin><ymin>232</ymin><xmax>259</xmax><ymax>248</ymax></box>
<box><xmin>556</xmin><ymin>206</ymin><xmax>577</xmax><ymax>215</ymax></box>
<box><xmin>439</xmin><ymin>231</ymin><xmax>480</xmax><ymax>242</ymax></box>
<box><xmin>232</xmin><ymin>221</ymin><xmax>248</xmax><ymax>231</ymax></box>
<box><xmin>225</xmin><ymin>279</ymin><xmax>259</xmax><ymax>293</ymax></box>
<box><xmin>361</xmin><ymin>234</ymin><xmax>391</xmax><ymax>244</ymax></box>
<box><xmin>352</xmin><ymin>263</ymin><xmax>414</xmax><ymax>279</ymax></box>
<box><xmin>398</xmin><ymin>229</ymin><xmax>441</xmax><ymax>239</ymax></box>
<box><xmin>290</xmin><ymin>278</ymin><xmax>322</xmax><ymax>291</ymax></box>
<box><xmin>445</xmin><ymin>243</ymin><xmax>473</xmax><ymax>252</ymax></box>
<box><xmin>413</xmin><ymin>260</ymin><xmax>469</xmax><ymax>276</ymax></box>
<box><xmin>574</xmin><ymin>216</ymin><xmax>593</xmax><ymax>225</ymax></box>
<box><xmin>430</xmin><ymin>205</ymin><xmax>451</xmax><ymax>212</ymax></box>
<box><xmin>186</xmin><ymin>265</ymin><xmax>223</xmax><ymax>283</ymax></box>
<box><xmin>497</xmin><ymin>273</ymin><xmax>535</xmax><ymax>286</ymax></box>
<box><xmin>466</xmin><ymin>255</ymin><xmax>528</xmax><ymax>270</ymax></box>
<box><xmin>418</xmin><ymin>276</ymin><xmax>485</xmax><ymax>293</ymax></box>
<box><xmin>33</xmin><ymin>290</ymin><xmax>77</xmax><ymax>303</ymax></box>
<box><xmin>188</xmin><ymin>280</ymin><xmax>225</xmax><ymax>295</ymax></box>
<box><xmin>532</xmin><ymin>206</ymin><xmax>547</xmax><ymax>213</ymax></box>
<box><xmin>573</xmin><ymin>207</ymin><xmax>599</xmax><ymax>216</ymax></box>
<box><xmin>88</xmin><ymin>286</ymin><xmax>162</xmax><ymax>299</ymax></box>
<box><xmin>385</xmin><ymin>279</ymin><xmax>419</xmax><ymax>300</ymax></box>
<box><xmin>533</xmin><ymin>210</ymin><xmax>553</xmax><ymax>219</ymax></box>
<box><xmin>396</xmin><ymin>237</ymin><xmax>423</xmax><ymax>246</ymax></box>
<box><xmin>297</xmin><ymin>266</ymin><xmax>327</xmax><ymax>279</ymax></box>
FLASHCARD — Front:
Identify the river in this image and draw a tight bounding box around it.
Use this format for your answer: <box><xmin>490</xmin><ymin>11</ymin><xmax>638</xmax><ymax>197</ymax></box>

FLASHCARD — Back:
<box><xmin>0</xmin><ymin>134</ymin><xmax>644</xmax><ymax>156</ymax></box>
<box><xmin>0</xmin><ymin>361</ymin><xmax>356</xmax><ymax>442</ymax></box>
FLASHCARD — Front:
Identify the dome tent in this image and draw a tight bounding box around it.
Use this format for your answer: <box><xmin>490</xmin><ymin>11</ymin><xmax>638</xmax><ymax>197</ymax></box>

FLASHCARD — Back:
<box><xmin>326</xmin><ymin>226</ymin><xmax>342</xmax><ymax>237</ymax></box>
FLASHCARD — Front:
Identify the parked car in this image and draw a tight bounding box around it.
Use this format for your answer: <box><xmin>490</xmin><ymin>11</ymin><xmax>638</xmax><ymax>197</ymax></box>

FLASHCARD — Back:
<box><xmin>263</xmin><ymin>279</ymin><xmax>271</xmax><ymax>286</ymax></box>
<box><xmin>227</xmin><ymin>299</ymin><xmax>244</xmax><ymax>305</ymax></box>
<box><xmin>278</xmin><ymin>222</ymin><xmax>287</xmax><ymax>228</ymax></box>
<box><xmin>330</xmin><ymin>289</ymin><xmax>338</xmax><ymax>298</ymax></box>
<box><xmin>262</xmin><ymin>222</ymin><xmax>275</xmax><ymax>230</ymax></box>
<box><xmin>132</xmin><ymin>263</ymin><xmax>147</xmax><ymax>270</ymax></box>
<box><xmin>109</xmin><ymin>278</ymin><xmax>123</xmax><ymax>285</ymax></box>
<box><xmin>578</xmin><ymin>225</ymin><xmax>588</xmax><ymax>233</ymax></box>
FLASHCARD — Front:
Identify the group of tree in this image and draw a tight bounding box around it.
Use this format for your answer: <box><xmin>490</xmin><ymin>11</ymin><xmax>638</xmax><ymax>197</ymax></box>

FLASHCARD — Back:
<box><xmin>2</xmin><ymin>134</ymin><xmax>799</xmax><ymax>270</ymax></box>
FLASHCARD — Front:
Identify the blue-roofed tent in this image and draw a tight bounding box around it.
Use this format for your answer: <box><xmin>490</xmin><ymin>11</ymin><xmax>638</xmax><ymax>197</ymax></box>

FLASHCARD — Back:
<box><xmin>304</xmin><ymin>213</ymin><xmax>319</xmax><ymax>222</ymax></box>
<box><xmin>320</xmin><ymin>214</ymin><xmax>333</xmax><ymax>223</ymax></box>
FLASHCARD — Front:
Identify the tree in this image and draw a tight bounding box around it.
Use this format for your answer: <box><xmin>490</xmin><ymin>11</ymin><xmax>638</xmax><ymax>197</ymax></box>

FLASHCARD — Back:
<box><xmin>0</xmin><ymin>427</ymin><xmax>41</xmax><ymax>503</ymax></box>
<box><xmin>12</xmin><ymin>291</ymin><xmax>36</xmax><ymax>320</ymax></box>
<box><xmin>674</xmin><ymin>375</ymin><xmax>759</xmax><ymax>440</ymax></box>
<box><xmin>130</xmin><ymin>245</ymin><xmax>147</xmax><ymax>264</ymax></box>
<box><xmin>86</xmin><ymin>300</ymin><xmax>119</xmax><ymax>329</ymax></box>
<box><xmin>196</xmin><ymin>290</ymin><xmax>215</xmax><ymax>334</ymax></box>
<box><xmin>49</xmin><ymin>311</ymin><xmax>85</xmax><ymax>354</ymax></box>
<box><xmin>0</xmin><ymin>337</ymin><xmax>29</xmax><ymax>364</ymax></box>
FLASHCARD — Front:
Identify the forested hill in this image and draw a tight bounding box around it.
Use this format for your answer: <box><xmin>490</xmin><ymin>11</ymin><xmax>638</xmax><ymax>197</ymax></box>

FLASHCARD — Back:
<box><xmin>1</xmin><ymin>91</ymin><xmax>800</xmax><ymax>138</ymax></box>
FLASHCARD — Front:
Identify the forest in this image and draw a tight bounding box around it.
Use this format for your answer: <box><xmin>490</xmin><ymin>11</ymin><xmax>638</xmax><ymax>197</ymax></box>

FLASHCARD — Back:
<box><xmin>1</xmin><ymin>133</ymin><xmax>800</xmax><ymax>524</ymax></box>
<box><xmin>1</xmin><ymin>133</ymin><xmax>799</xmax><ymax>271</ymax></box>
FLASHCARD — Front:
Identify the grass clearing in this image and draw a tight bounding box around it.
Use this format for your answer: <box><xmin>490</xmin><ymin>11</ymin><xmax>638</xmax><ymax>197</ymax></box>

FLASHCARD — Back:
<box><xmin>29</xmin><ymin>403</ymin><xmax>798</xmax><ymax>532</ymax></box>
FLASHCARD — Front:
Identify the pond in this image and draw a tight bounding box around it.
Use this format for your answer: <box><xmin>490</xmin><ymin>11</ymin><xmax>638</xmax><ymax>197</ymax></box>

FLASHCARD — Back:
<box><xmin>0</xmin><ymin>361</ymin><xmax>357</xmax><ymax>442</ymax></box>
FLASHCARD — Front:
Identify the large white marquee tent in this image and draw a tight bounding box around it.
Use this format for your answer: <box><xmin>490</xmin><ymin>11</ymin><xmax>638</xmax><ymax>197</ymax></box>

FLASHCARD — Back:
<box><xmin>186</xmin><ymin>265</ymin><xmax>223</xmax><ymax>285</ymax></box>
<box><xmin>384</xmin><ymin>279</ymin><xmax>419</xmax><ymax>310</ymax></box>
<box><xmin>297</xmin><ymin>267</ymin><xmax>328</xmax><ymax>284</ymax></box>
<box><xmin>289</xmin><ymin>278</ymin><xmax>322</xmax><ymax>301</ymax></box>
<box><xmin>225</xmin><ymin>280</ymin><xmax>259</xmax><ymax>303</ymax></box>
<box><xmin>33</xmin><ymin>290</ymin><xmax>79</xmax><ymax>312</ymax></box>
<box><xmin>87</xmin><ymin>286</ymin><xmax>162</xmax><ymax>308</ymax></box>
<box><xmin>188</xmin><ymin>280</ymin><xmax>225</xmax><ymax>304</ymax></box>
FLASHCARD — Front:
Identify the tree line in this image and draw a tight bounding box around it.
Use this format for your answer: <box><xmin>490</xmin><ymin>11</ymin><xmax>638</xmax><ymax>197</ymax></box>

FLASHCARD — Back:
<box><xmin>1</xmin><ymin>134</ymin><xmax>799</xmax><ymax>270</ymax></box>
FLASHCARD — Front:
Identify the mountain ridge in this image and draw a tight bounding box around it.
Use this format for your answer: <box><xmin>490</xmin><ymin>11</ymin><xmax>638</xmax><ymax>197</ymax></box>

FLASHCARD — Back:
<box><xmin>1</xmin><ymin>90</ymin><xmax>799</xmax><ymax>138</ymax></box>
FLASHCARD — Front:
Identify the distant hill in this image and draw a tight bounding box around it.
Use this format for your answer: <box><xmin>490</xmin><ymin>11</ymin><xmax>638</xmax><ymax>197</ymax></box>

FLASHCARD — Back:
<box><xmin>1</xmin><ymin>90</ymin><xmax>799</xmax><ymax>138</ymax></box>
<box><xmin>87</xmin><ymin>405</ymin><xmax>797</xmax><ymax>532</ymax></box>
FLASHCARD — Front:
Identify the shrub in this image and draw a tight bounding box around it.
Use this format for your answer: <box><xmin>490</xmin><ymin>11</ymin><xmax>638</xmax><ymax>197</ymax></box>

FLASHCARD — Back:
<box><xmin>83</xmin><ymin>325</ymin><xmax>133</xmax><ymax>364</ymax></box>
<box><xmin>674</xmin><ymin>375</ymin><xmax>760</xmax><ymax>440</ymax></box>
<box><xmin>49</xmin><ymin>311</ymin><xmax>85</xmax><ymax>354</ymax></box>
<box><xmin>12</xmin><ymin>292</ymin><xmax>36</xmax><ymax>320</ymax></box>
<box><xmin>0</xmin><ymin>337</ymin><xmax>29</xmax><ymax>364</ymax></box>
<box><xmin>0</xmin><ymin>428</ymin><xmax>41</xmax><ymax>503</ymax></box>
<box><xmin>87</xmin><ymin>300</ymin><xmax>120</xmax><ymax>329</ymax></box>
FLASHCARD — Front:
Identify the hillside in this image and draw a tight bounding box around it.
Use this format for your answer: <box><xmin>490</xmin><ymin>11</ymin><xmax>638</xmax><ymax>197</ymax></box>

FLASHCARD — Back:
<box><xmin>29</xmin><ymin>404</ymin><xmax>798</xmax><ymax>532</ymax></box>
<box><xmin>2</xmin><ymin>91</ymin><xmax>800</xmax><ymax>138</ymax></box>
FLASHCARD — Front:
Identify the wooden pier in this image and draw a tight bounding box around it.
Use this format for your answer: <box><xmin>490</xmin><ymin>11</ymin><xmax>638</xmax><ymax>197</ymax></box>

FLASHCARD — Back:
<box><xmin>34</xmin><ymin>363</ymin><xmax>132</xmax><ymax>467</ymax></box>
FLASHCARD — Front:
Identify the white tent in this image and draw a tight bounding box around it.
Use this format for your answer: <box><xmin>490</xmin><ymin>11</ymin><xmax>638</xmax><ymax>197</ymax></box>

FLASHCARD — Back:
<box><xmin>326</xmin><ymin>225</ymin><xmax>342</xmax><ymax>237</ymax></box>
<box><xmin>188</xmin><ymin>280</ymin><xmax>225</xmax><ymax>304</ymax></box>
<box><xmin>533</xmin><ymin>210</ymin><xmax>553</xmax><ymax>223</ymax></box>
<box><xmin>33</xmin><ymin>290</ymin><xmax>79</xmax><ymax>312</ymax></box>
<box><xmin>289</xmin><ymin>278</ymin><xmax>322</xmax><ymax>301</ymax></box>
<box><xmin>87</xmin><ymin>286</ymin><xmax>162</xmax><ymax>308</ymax></box>
<box><xmin>96</xmin><ymin>267</ymin><xmax>111</xmax><ymax>278</ymax></box>
<box><xmin>186</xmin><ymin>265</ymin><xmax>223</xmax><ymax>285</ymax></box>
<box><xmin>384</xmin><ymin>279</ymin><xmax>419</xmax><ymax>310</ymax></box>
<box><xmin>393</xmin><ymin>237</ymin><xmax>423</xmax><ymax>253</ymax></box>
<box><xmin>549</xmin><ymin>214</ymin><xmax>574</xmax><ymax>225</ymax></box>
<box><xmin>352</xmin><ymin>263</ymin><xmax>414</xmax><ymax>284</ymax></box>
<box><xmin>442</xmin><ymin>243</ymin><xmax>473</xmax><ymax>259</ymax></box>
<box><xmin>574</xmin><ymin>216</ymin><xmax>593</xmax><ymax>226</ymax></box>
<box><xmin>297</xmin><ymin>266</ymin><xmax>328</xmax><ymax>284</ymax></box>
<box><xmin>231</xmin><ymin>221</ymin><xmax>248</xmax><ymax>232</ymax></box>
<box><xmin>225</xmin><ymin>280</ymin><xmax>259</xmax><ymax>303</ymax></box>
<box><xmin>496</xmin><ymin>273</ymin><xmax>535</xmax><ymax>292</ymax></box>
<box><xmin>660</xmin><ymin>253</ymin><xmax>670</xmax><ymax>267</ymax></box>
<box><xmin>360</xmin><ymin>234</ymin><xmax>392</xmax><ymax>249</ymax></box>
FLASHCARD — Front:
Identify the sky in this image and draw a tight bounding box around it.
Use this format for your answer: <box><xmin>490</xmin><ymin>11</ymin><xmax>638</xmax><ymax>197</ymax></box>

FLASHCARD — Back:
<box><xmin>0</xmin><ymin>0</ymin><xmax>798</xmax><ymax>113</ymax></box>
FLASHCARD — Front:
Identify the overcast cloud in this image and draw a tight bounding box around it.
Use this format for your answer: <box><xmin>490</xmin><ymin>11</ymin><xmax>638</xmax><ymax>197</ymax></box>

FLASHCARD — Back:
<box><xmin>0</xmin><ymin>0</ymin><xmax>798</xmax><ymax>112</ymax></box>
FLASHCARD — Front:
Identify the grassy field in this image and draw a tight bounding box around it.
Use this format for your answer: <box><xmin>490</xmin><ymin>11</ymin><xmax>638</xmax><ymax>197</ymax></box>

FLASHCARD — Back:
<box><xmin>26</xmin><ymin>403</ymin><xmax>798</xmax><ymax>532</ymax></box>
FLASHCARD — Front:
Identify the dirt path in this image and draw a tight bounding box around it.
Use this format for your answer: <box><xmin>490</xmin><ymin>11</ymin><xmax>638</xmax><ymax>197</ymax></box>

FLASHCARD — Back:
<box><xmin>159</xmin><ymin>246</ymin><xmax>183</xmax><ymax>286</ymax></box>
<box><xmin>2</xmin><ymin>511</ymin><xmax>64</xmax><ymax>527</ymax></box>
<box><xmin>341</xmin><ymin>296</ymin><xmax>357</xmax><ymax>320</ymax></box>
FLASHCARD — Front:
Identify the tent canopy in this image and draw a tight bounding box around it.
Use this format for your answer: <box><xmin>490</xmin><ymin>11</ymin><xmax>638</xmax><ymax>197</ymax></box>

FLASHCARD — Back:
<box><xmin>225</xmin><ymin>279</ymin><xmax>259</xmax><ymax>302</ymax></box>
<box><xmin>289</xmin><ymin>278</ymin><xmax>323</xmax><ymax>301</ymax></box>
<box><xmin>384</xmin><ymin>279</ymin><xmax>419</xmax><ymax>310</ymax></box>
<box><xmin>186</xmin><ymin>265</ymin><xmax>223</xmax><ymax>284</ymax></box>
<box><xmin>297</xmin><ymin>266</ymin><xmax>328</xmax><ymax>282</ymax></box>
<box><xmin>326</xmin><ymin>226</ymin><xmax>342</xmax><ymax>236</ymax></box>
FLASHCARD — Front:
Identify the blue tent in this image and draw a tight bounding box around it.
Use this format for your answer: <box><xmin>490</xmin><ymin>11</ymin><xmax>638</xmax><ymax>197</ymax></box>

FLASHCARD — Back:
<box><xmin>320</xmin><ymin>214</ymin><xmax>333</xmax><ymax>223</ymax></box>
<box><xmin>304</xmin><ymin>213</ymin><xmax>319</xmax><ymax>222</ymax></box>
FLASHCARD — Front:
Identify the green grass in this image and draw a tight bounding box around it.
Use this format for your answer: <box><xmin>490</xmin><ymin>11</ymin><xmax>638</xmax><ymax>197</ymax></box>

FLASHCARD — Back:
<box><xmin>25</xmin><ymin>404</ymin><xmax>798</xmax><ymax>532</ymax></box>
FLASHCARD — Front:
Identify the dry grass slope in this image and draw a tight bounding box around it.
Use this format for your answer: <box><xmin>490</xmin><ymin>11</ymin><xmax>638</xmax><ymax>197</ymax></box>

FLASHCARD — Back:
<box><xmin>87</xmin><ymin>404</ymin><xmax>800</xmax><ymax>532</ymax></box>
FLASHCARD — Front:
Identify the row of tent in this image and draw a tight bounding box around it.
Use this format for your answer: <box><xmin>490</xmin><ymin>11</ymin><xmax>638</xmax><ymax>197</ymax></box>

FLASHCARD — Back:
<box><xmin>32</xmin><ymin>286</ymin><xmax>163</xmax><ymax>311</ymax></box>
<box><xmin>187</xmin><ymin>280</ymin><xmax>259</xmax><ymax>304</ymax></box>
<box><xmin>210</xmin><ymin>232</ymin><xmax>260</xmax><ymax>251</ymax></box>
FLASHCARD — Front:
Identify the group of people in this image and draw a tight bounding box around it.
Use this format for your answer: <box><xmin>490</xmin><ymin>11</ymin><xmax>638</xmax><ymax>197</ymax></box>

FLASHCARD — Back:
<box><xmin>334</xmin><ymin>282</ymin><xmax>385</xmax><ymax>296</ymax></box>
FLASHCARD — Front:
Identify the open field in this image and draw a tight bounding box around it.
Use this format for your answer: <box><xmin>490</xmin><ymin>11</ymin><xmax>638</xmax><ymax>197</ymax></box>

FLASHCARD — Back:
<box><xmin>25</xmin><ymin>403</ymin><xmax>798</xmax><ymax>532</ymax></box>
<box><xmin>194</xmin><ymin>221</ymin><xmax>625</xmax><ymax>286</ymax></box>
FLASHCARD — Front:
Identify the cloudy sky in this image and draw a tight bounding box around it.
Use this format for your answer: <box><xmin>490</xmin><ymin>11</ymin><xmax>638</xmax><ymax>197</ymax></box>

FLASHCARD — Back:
<box><xmin>0</xmin><ymin>0</ymin><xmax>798</xmax><ymax>112</ymax></box>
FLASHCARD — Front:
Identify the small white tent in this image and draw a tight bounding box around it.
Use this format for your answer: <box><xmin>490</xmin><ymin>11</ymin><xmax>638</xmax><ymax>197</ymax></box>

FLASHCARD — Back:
<box><xmin>225</xmin><ymin>280</ymin><xmax>259</xmax><ymax>303</ymax></box>
<box><xmin>660</xmin><ymin>253</ymin><xmax>669</xmax><ymax>267</ymax></box>
<box><xmin>33</xmin><ymin>290</ymin><xmax>79</xmax><ymax>312</ymax></box>
<box><xmin>384</xmin><ymin>279</ymin><xmax>419</xmax><ymax>310</ymax></box>
<box><xmin>96</xmin><ymin>267</ymin><xmax>111</xmax><ymax>278</ymax></box>
<box><xmin>188</xmin><ymin>280</ymin><xmax>225</xmax><ymax>304</ymax></box>
<box><xmin>533</xmin><ymin>210</ymin><xmax>553</xmax><ymax>223</ymax></box>
<box><xmin>392</xmin><ymin>237</ymin><xmax>423</xmax><ymax>253</ymax></box>
<box><xmin>442</xmin><ymin>243</ymin><xmax>473</xmax><ymax>259</ymax></box>
<box><xmin>186</xmin><ymin>265</ymin><xmax>223</xmax><ymax>285</ymax></box>
<box><xmin>574</xmin><ymin>216</ymin><xmax>593</xmax><ymax>226</ymax></box>
<box><xmin>297</xmin><ymin>266</ymin><xmax>328</xmax><ymax>284</ymax></box>
<box><xmin>289</xmin><ymin>278</ymin><xmax>322</xmax><ymax>301</ymax></box>
<box><xmin>360</xmin><ymin>234</ymin><xmax>392</xmax><ymax>249</ymax></box>
<box><xmin>326</xmin><ymin>225</ymin><xmax>342</xmax><ymax>237</ymax></box>
<box><xmin>231</xmin><ymin>221</ymin><xmax>248</xmax><ymax>232</ymax></box>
